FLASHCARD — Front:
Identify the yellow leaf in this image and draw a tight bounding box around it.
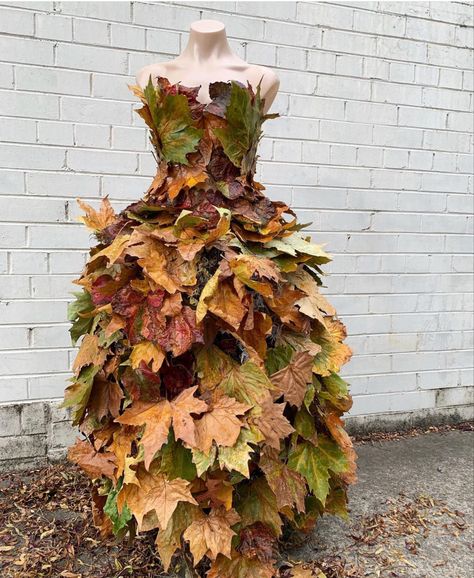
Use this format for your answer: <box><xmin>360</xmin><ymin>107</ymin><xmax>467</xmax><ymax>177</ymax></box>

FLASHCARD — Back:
<box><xmin>130</xmin><ymin>341</ymin><xmax>165</xmax><ymax>372</ymax></box>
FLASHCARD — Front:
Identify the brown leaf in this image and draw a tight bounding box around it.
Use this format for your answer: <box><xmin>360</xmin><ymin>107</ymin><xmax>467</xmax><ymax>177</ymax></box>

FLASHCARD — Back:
<box><xmin>130</xmin><ymin>341</ymin><xmax>165</xmax><ymax>372</ymax></box>
<box><xmin>195</xmin><ymin>395</ymin><xmax>251</xmax><ymax>454</ymax></box>
<box><xmin>324</xmin><ymin>411</ymin><xmax>357</xmax><ymax>484</ymax></box>
<box><xmin>251</xmin><ymin>394</ymin><xmax>294</xmax><ymax>450</ymax></box>
<box><xmin>183</xmin><ymin>507</ymin><xmax>240</xmax><ymax>564</ymax></box>
<box><xmin>117</xmin><ymin>468</ymin><xmax>197</xmax><ymax>530</ymax></box>
<box><xmin>116</xmin><ymin>386</ymin><xmax>207</xmax><ymax>468</ymax></box>
<box><xmin>271</xmin><ymin>351</ymin><xmax>314</xmax><ymax>408</ymax></box>
<box><xmin>77</xmin><ymin>197</ymin><xmax>116</xmax><ymax>231</ymax></box>
<box><xmin>260</xmin><ymin>447</ymin><xmax>307</xmax><ymax>513</ymax></box>
<box><xmin>208</xmin><ymin>551</ymin><xmax>275</xmax><ymax>578</ymax></box>
<box><xmin>72</xmin><ymin>334</ymin><xmax>107</xmax><ymax>375</ymax></box>
<box><xmin>68</xmin><ymin>438</ymin><xmax>116</xmax><ymax>479</ymax></box>
<box><xmin>88</xmin><ymin>375</ymin><xmax>123</xmax><ymax>421</ymax></box>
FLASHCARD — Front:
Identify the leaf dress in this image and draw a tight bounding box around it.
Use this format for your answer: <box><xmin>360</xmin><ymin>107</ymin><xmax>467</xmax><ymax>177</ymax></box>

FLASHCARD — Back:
<box><xmin>64</xmin><ymin>76</ymin><xmax>355</xmax><ymax>577</ymax></box>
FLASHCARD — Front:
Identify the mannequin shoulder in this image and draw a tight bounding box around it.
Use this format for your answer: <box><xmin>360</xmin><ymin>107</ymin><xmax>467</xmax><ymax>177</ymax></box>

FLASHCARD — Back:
<box><xmin>249</xmin><ymin>65</ymin><xmax>280</xmax><ymax>112</ymax></box>
<box><xmin>251</xmin><ymin>64</ymin><xmax>280</xmax><ymax>93</ymax></box>
<box><xmin>136</xmin><ymin>62</ymin><xmax>169</xmax><ymax>88</ymax></box>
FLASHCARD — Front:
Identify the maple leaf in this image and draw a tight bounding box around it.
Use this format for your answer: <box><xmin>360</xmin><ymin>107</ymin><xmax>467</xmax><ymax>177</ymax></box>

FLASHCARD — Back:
<box><xmin>319</xmin><ymin>372</ymin><xmax>353</xmax><ymax>412</ymax></box>
<box><xmin>218</xmin><ymin>360</ymin><xmax>275</xmax><ymax>405</ymax></box>
<box><xmin>159</xmin><ymin>431</ymin><xmax>197</xmax><ymax>482</ymax></box>
<box><xmin>212</xmin><ymin>81</ymin><xmax>265</xmax><ymax>174</ymax></box>
<box><xmin>68</xmin><ymin>290</ymin><xmax>95</xmax><ymax>346</ymax></box>
<box><xmin>289</xmin><ymin>267</ymin><xmax>335</xmax><ymax>318</ymax></box>
<box><xmin>194</xmin><ymin>395</ymin><xmax>251</xmax><ymax>454</ymax></box>
<box><xmin>199</xmin><ymin>276</ymin><xmax>247</xmax><ymax>328</ymax></box>
<box><xmin>290</xmin><ymin>564</ymin><xmax>318</xmax><ymax>578</ymax></box>
<box><xmin>109</xmin><ymin>427</ymin><xmax>136</xmax><ymax>480</ymax></box>
<box><xmin>208</xmin><ymin>551</ymin><xmax>275</xmax><ymax>578</ymax></box>
<box><xmin>250</xmin><ymin>394</ymin><xmax>294</xmax><ymax>450</ymax></box>
<box><xmin>130</xmin><ymin>341</ymin><xmax>165</xmax><ymax>372</ymax></box>
<box><xmin>68</xmin><ymin>438</ymin><xmax>116</xmax><ymax>480</ymax></box>
<box><xmin>141</xmin><ymin>76</ymin><xmax>203</xmax><ymax>165</ymax></box>
<box><xmin>89</xmin><ymin>234</ymin><xmax>131</xmax><ymax>265</ymax></box>
<box><xmin>312</xmin><ymin>318</ymin><xmax>352</xmax><ymax>377</ymax></box>
<box><xmin>237</xmin><ymin>477</ymin><xmax>283</xmax><ymax>537</ymax></box>
<box><xmin>183</xmin><ymin>507</ymin><xmax>240</xmax><ymax>564</ymax></box>
<box><xmin>287</xmin><ymin>436</ymin><xmax>349</xmax><ymax>505</ymax></box>
<box><xmin>196</xmin><ymin>344</ymin><xmax>235</xmax><ymax>392</ymax></box>
<box><xmin>192</xmin><ymin>444</ymin><xmax>217</xmax><ymax>477</ymax></box>
<box><xmin>229</xmin><ymin>254</ymin><xmax>281</xmax><ymax>297</ymax></box>
<box><xmin>199</xmin><ymin>473</ymin><xmax>234</xmax><ymax>510</ymax></box>
<box><xmin>72</xmin><ymin>334</ymin><xmax>107</xmax><ymax>375</ymax></box>
<box><xmin>62</xmin><ymin>364</ymin><xmax>101</xmax><ymax>425</ymax></box>
<box><xmin>116</xmin><ymin>386</ymin><xmax>207</xmax><ymax>469</ymax></box>
<box><xmin>324</xmin><ymin>411</ymin><xmax>357</xmax><ymax>484</ymax></box>
<box><xmin>259</xmin><ymin>447</ymin><xmax>306</xmax><ymax>513</ymax></box>
<box><xmin>271</xmin><ymin>351</ymin><xmax>314</xmax><ymax>408</ymax></box>
<box><xmin>117</xmin><ymin>468</ymin><xmax>198</xmax><ymax>530</ymax></box>
<box><xmin>104</xmin><ymin>484</ymin><xmax>133</xmax><ymax>536</ymax></box>
<box><xmin>77</xmin><ymin>197</ymin><xmax>116</xmax><ymax>232</ymax></box>
<box><xmin>217</xmin><ymin>428</ymin><xmax>258</xmax><ymax>478</ymax></box>
<box><xmin>155</xmin><ymin>502</ymin><xmax>201</xmax><ymax>572</ymax></box>
<box><xmin>127</xmin><ymin>231</ymin><xmax>197</xmax><ymax>293</ymax></box>
<box><xmin>88</xmin><ymin>375</ymin><xmax>123</xmax><ymax>421</ymax></box>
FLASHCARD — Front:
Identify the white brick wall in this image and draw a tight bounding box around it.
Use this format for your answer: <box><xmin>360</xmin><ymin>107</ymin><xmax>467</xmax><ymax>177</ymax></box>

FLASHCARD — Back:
<box><xmin>0</xmin><ymin>1</ymin><xmax>473</xmax><ymax>425</ymax></box>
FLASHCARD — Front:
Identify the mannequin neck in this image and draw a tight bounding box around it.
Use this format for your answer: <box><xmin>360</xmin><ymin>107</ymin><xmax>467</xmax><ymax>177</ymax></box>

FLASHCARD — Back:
<box><xmin>178</xmin><ymin>20</ymin><xmax>235</xmax><ymax>64</ymax></box>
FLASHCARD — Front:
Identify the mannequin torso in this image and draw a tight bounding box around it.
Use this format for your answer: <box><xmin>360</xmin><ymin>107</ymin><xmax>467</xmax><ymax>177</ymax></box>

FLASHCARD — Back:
<box><xmin>136</xmin><ymin>20</ymin><xmax>279</xmax><ymax>113</ymax></box>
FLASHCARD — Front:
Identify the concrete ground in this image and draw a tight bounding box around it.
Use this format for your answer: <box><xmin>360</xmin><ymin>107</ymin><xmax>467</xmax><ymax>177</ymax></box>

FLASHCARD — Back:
<box><xmin>293</xmin><ymin>430</ymin><xmax>474</xmax><ymax>577</ymax></box>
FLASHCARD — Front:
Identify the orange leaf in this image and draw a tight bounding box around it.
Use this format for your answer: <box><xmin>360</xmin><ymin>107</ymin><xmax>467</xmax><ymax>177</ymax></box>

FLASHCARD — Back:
<box><xmin>68</xmin><ymin>438</ymin><xmax>116</xmax><ymax>479</ymax></box>
<box><xmin>77</xmin><ymin>196</ymin><xmax>116</xmax><ymax>231</ymax></box>
<box><xmin>271</xmin><ymin>351</ymin><xmax>314</xmax><ymax>408</ymax></box>
<box><xmin>194</xmin><ymin>395</ymin><xmax>251</xmax><ymax>454</ymax></box>
<box><xmin>183</xmin><ymin>507</ymin><xmax>240</xmax><ymax>564</ymax></box>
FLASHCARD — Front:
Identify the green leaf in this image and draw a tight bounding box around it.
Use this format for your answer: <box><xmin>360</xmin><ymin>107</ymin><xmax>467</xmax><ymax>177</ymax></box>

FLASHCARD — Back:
<box><xmin>287</xmin><ymin>436</ymin><xmax>349</xmax><ymax>505</ymax></box>
<box><xmin>237</xmin><ymin>476</ymin><xmax>282</xmax><ymax>537</ymax></box>
<box><xmin>141</xmin><ymin>80</ymin><xmax>203</xmax><ymax>165</ymax></box>
<box><xmin>294</xmin><ymin>406</ymin><xmax>317</xmax><ymax>443</ymax></box>
<box><xmin>213</xmin><ymin>81</ymin><xmax>263</xmax><ymax>173</ymax></box>
<box><xmin>68</xmin><ymin>291</ymin><xmax>95</xmax><ymax>346</ymax></box>
<box><xmin>104</xmin><ymin>483</ymin><xmax>132</xmax><ymax>536</ymax></box>
<box><xmin>217</xmin><ymin>428</ymin><xmax>258</xmax><ymax>478</ymax></box>
<box><xmin>218</xmin><ymin>360</ymin><xmax>275</xmax><ymax>405</ymax></box>
<box><xmin>265</xmin><ymin>234</ymin><xmax>331</xmax><ymax>263</ymax></box>
<box><xmin>265</xmin><ymin>345</ymin><xmax>293</xmax><ymax>376</ymax></box>
<box><xmin>159</xmin><ymin>430</ymin><xmax>197</xmax><ymax>482</ymax></box>
<box><xmin>191</xmin><ymin>445</ymin><xmax>217</xmax><ymax>477</ymax></box>
<box><xmin>159</xmin><ymin>94</ymin><xmax>202</xmax><ymax>164</ymax></box>
<box><xmin>62</xmin><ymin>364</ymin><xmax>101</xmax><ymax>425</ymax></box>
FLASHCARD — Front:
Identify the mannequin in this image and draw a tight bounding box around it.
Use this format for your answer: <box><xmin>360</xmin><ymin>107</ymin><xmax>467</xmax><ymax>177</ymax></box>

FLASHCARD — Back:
<box><xmin>136</xmin><ymin>19</ymin><xmax>280</xmax><ymax>113</ymax></box>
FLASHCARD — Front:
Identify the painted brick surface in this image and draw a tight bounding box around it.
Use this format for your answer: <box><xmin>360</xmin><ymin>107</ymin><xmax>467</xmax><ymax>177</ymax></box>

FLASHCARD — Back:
<box><xmin>0</xmin><ymin>2</ymin><xmax>473</xmax><ymax>458</ymax></box>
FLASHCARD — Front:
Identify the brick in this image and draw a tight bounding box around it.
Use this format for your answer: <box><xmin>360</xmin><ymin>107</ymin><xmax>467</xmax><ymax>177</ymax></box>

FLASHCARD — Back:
<box><xmin>27</xmin><ymin>172</ymin><xmax>100</xmax><ymax>197</ymax></box>
<box><xmin>49</xmin><ymin>420</ymin><xmax>76</xmax><ymax>449</ymax></box>
<box><xmin>0</xmin><ymin>89</ymin><xmax>59</xmax><ymax>119</ymax></box>
<box><xmin>0</xmin><ymin>434</ymin><xmax>46</xmax><ymax>458</ymax></box>
<box><xmin>75</xmin><ymin>123</ymin><xmax>110</xmax><ymax>149</ymax></box>
<box><xmin>29</xmin><ymin>375</ymin><xmax>69</xmax><ymax>400</ymax></box>
<box><xmin>10</xmin><ymin>251</ymin><xmax>48</xmax><ymax>274</ymax></box>
<box><xmin>15</xmin><ymin>65</ymin><xmax>90</xmax><ymax>96</ymax></box>
<box><xmin>0</xmin><ymin>35</ymin><xmax>54</xmax><ymax>65</ymax></box>
<box><xmin>36</xmin><ymin>12</ymin><xmax>72</xmax><ymax>40</ymax></box>
<box><xmin>38</xmin><ymin>121</ymin><xmax>74</xmax><ymax>146</ymax></box>
<box><xmin>21</xmin><ymin>402</ymin><xmax>47</xmax><ymax>435</ymax></box>
<box><xmin>56</xmin><ymin>43</ymin><xmax>128</xmax><ymax>74</ymax></box>
<box><xmin>0</xmin><ymin>117</ymin><xmax>36</xmax><ymax>143</ymax></box>
<box><xmin>0</xmin><ymin>6</ymin><xmax>35</xmax><ymax>35</ymax></box>
<box><xmin>0</xmin><ymin>404</ymin><xmax>21</xmax><ymax>436</ymax></box>
<box><xmin>61</xmin><ymin>96</ymin><xmax>131</xmax><ymax>125</ymax></box>
<box><xmin>0</xmin><ymin>377</ymin><xmax>28</xmax><ymax>402</ymax></box>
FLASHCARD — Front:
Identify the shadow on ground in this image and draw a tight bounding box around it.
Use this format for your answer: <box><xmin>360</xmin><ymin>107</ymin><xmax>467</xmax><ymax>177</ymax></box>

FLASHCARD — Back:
<box><xmin>0</xmin><ymin>430</ymin><xmax>472</xmax><ymax>577</ymax></box>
